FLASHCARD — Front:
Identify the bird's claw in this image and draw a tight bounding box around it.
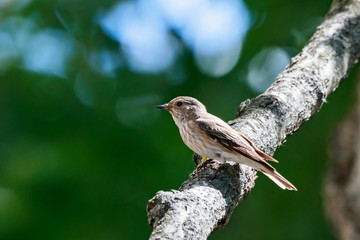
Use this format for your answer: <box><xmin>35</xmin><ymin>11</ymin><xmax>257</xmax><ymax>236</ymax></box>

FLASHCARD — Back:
<box><xmin>197</xmin><ymin>157</ymin><xmax>214</xmax><ymax>170</ymax></box>
<box><xmin>201</xmin><ymin>157</ymin><xmax>210</xmax><ymax>162</ymax></box>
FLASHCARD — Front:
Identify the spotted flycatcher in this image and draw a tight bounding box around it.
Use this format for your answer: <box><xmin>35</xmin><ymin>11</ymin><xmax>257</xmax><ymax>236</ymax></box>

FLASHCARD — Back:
<box><xmin>156</xmin><ymin>96</ymin><xmax>296</xmax><ymax>190</ymax></box>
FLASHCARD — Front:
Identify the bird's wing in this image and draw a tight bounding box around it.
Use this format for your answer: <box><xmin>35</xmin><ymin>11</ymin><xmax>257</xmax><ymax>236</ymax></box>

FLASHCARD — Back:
<box><xmin>196</xmin><ymin>118</ymin><xmax>272</xmax><ymax>164</ymax></box>
<box><xmin>239</xmin><ymin>133</ymin><xmax>278</xmax><ymax>163</ymax></box>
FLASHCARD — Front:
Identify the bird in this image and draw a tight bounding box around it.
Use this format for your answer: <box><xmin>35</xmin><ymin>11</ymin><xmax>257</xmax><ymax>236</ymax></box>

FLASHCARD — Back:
<box><xmin>156</xmin><ymin>96</ymin><xmax>297</xmax><ymax>191</ymax></box>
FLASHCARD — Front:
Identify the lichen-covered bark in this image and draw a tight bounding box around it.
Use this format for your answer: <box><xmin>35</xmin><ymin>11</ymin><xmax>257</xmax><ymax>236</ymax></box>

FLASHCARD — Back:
<box><xmin>325</xmin><ymin>78</ymin><xmax>360</xmax><ymax>240</ymax></box>
<box><xmin>148</xmin><ymin>0</ymin><xmax>360</xmax><ymax>239</ymax></box>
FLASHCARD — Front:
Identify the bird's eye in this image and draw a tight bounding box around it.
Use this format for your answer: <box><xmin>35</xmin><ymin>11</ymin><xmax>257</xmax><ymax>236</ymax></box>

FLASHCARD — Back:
<box><xmin>176</xmin><ymin>101</ymin><xmax>183</xmax><ymax>106</ymax></box>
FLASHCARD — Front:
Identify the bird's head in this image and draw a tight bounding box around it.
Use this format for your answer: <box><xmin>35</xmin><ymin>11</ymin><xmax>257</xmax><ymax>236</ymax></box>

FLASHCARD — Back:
<box><xmin>156</xmin><ymin>96</ymin><xmax>207</xmax><ymax>121</ymax></box>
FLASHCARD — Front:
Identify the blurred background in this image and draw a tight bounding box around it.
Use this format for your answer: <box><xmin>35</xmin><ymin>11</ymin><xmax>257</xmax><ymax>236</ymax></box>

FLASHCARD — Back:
<box><xmin>0</xmin><ymin>0</ymin><xmax>357</xmax><ymax>239</ymax></box>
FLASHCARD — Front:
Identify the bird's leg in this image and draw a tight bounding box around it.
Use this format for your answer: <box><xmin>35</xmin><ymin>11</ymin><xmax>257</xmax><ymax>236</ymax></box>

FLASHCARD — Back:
<box><xmin>197</xmin><ymin>157</ymin><xmax>214</xmax><ymax>170</ymax></box>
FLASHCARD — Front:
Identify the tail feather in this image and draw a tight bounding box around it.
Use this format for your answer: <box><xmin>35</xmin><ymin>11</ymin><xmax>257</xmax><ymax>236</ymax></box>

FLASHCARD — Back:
<box><xmin>263</xmin><ymin>171</ymin><xmax>297</xmax><ymax>191</ymax></box>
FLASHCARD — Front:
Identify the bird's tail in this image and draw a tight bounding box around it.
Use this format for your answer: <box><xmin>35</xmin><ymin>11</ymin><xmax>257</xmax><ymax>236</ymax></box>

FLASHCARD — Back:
<box><xmin>263</xmin><ymin>170</ymin><xmax>297</xmax><ymax>191</ymax></box>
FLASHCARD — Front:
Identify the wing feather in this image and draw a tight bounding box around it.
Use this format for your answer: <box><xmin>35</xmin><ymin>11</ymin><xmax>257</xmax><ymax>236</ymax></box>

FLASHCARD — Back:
<box><xmin>239</xmin><ymin>134</ymin><xmax>279</xmax><ymax>163</ymax></box>
<box><xmin>196</xmin><ymin>117</ymin><xmax>275</xmax><ymax>166</ymax></box>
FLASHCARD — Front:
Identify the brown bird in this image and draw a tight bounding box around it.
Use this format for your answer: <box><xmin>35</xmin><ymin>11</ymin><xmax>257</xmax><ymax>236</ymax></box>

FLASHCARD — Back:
<box><xmin>156</xmin><ymin>96</ymin><xmax>297</xmax><ymax>191</ymax></box>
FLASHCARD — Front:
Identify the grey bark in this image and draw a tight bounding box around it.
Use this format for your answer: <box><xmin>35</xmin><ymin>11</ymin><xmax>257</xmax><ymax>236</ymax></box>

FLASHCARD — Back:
<box><xmin>148</xmin><ymin>0</ymin><xmax>360</xmax><ymax>239</ymax></box>
<box><xmin>325</xmin><ymin>77</ymin><xmax>360</xmax><ymax>240</ymax></box>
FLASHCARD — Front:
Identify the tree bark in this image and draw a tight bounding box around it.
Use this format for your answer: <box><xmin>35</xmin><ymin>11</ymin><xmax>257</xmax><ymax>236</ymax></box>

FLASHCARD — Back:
<box><xmin>325</xmin><ymin>75</ymin><xmax>360</xmax><ymax>240</ymax></box>
<box><xmin>148</xmin><ymin>0</ymin><xmax>360</xmax><ymax>239</ymax></box>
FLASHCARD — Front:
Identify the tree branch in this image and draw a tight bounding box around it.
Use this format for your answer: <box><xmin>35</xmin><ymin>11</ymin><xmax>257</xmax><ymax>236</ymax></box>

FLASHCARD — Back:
<box><xmin>147</xmin><ymin>0</ymin><xmax>360</xmax><ymax>239</ymax></box>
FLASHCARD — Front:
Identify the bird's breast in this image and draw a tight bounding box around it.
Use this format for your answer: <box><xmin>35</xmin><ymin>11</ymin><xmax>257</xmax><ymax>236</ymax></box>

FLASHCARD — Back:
<box><xmin>178</xmin><ymin>120</ymin><xmax>218</xmax><ymax>158</ymax></box>
<box><xmin>179</xmin><ymin>121</ymin><xmax>202</xmax><ymax>151</ymax></box>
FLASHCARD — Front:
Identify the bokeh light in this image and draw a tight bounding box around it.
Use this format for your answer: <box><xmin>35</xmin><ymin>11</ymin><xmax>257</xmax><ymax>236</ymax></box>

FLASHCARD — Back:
<box><xmin>184</xmin><ymin>0</ymin><xmax>249</xmax><ymax>76</ymax></box>
<box><xmin>0</xmin><ymin>16</ymin><xmax>75</xmax><ymax>77</ymax></box>
<box><xmin>247</xmin><ymin>47</ymin><xmax>290</xmax><ymax>93</ymax></box>
<box><xmin>98</xmin><ymin>0</ymin><xmax>180</xmax><ymax>73</ymax></box>
<box><xmin>89</xmin><ymin>49</ymin><xmax>123</xmax><ymax>77</ymax></box>
<box><xmin>0</xmin><ymin>30</ymin><xmax>17</xmax><ymax>72</ymax></box>
<box><xmin>0</xmin><ymin>0</ymin><xmax>32</xmax><ymax>10</ymax></box>
<box><xmin>99</xmin><ymin>0</ymin><xmax>250</xmax><ymax>76</ymax></box>
<box><xmin>23</xmin><ymin>29</ymin><xmax>75</xmax><ymax>77</ymax></box>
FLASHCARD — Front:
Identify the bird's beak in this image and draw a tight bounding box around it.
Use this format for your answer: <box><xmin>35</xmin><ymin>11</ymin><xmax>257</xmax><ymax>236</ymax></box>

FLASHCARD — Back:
<box><xmin>156</xmin><ymin>104</ymin><xmax>170</xmax><ymax>111</ymax></box>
